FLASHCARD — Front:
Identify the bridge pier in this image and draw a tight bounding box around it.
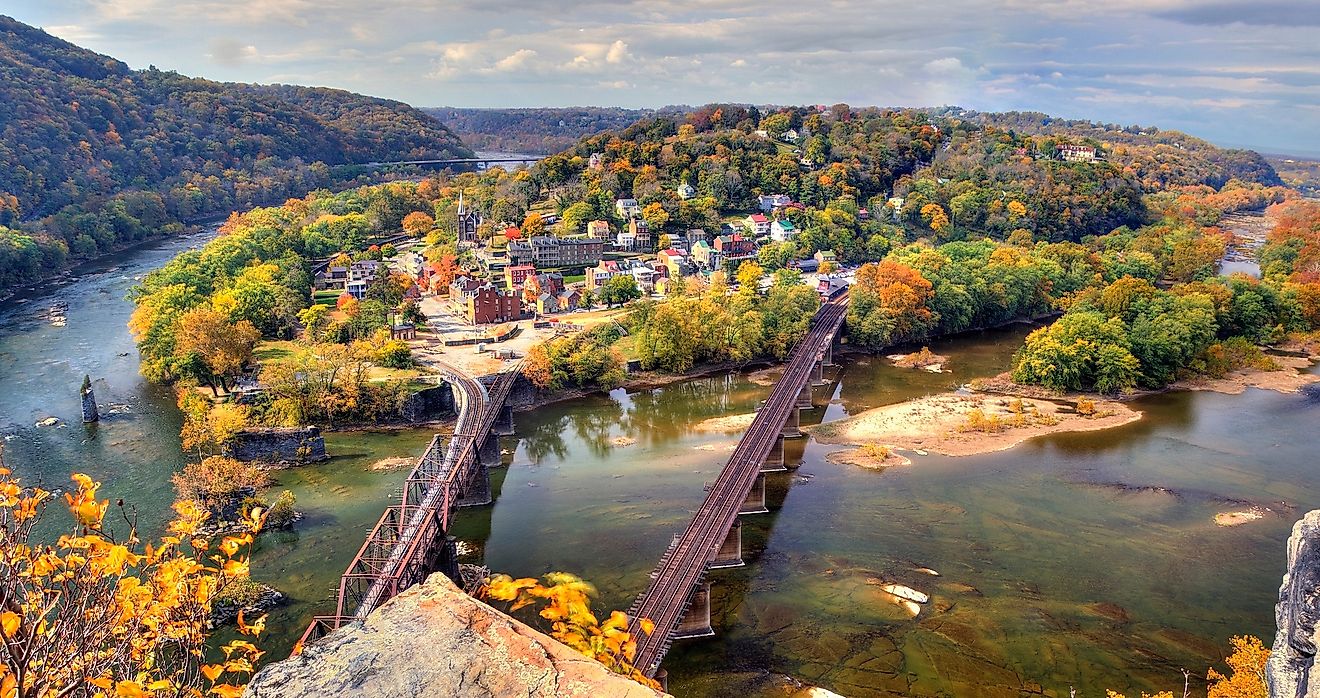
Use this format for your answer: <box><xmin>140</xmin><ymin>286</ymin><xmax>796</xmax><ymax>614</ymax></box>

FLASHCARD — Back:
<box><xmin>710</xmin><ymin>520</ymin><xmax>744</xmax><ymax>569</ymax></box>
<box><xmin>477</xmin><ymin>434</ymin><xmax>502</xmax><ymax>468</ymax></box>
<box><xmin>492</xmin><ymin>405</ymin><xmax>514</xmax><ymax>437</ymax></box>
<box><xmin>673</xmin><ymin>582</ymin><xmax>714</xmax><ymax>639</ymax></box>
<box><xmin>761</xmin><ymin>435</ymin><xmax>786</xmax><ymax>473</ymax></box>
<box><xmin>812</xmin><ymin>360</ymin><xmax>827</xmax><ymax>387</ymax></box>
<box><xmin>457</xmin><ymin>463</ymin><xmax>492</xmax><ymax>507</ymax></box>
<box><xmin>781</xmin><ymin>407</ymin><xmax>803</xmax><ymax>439</ymax></box>
<box><xmin>823</xmin><ymin>340</ymin><xmax>835</xmax><ymax>367</ymax></box>
<box><xmin>796</xmin><ymin>381</ymin><xmax>813</xmax><ymax>409</ymax></box>
<box><xmin>740</xmin><ymin>473</ymin><xmax>768</xmax><ymax>515</ymax></box>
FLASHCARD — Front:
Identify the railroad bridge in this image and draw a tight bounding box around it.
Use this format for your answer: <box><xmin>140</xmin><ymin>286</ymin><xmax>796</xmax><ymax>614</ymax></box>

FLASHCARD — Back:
<box><xmin>299</xmin><ymin>362</ymin><xmax>524</xmax><ymax>644</ymax></box>
<box><xmin>627</xmin><ymin>293</ymin><xmax>849</xmax><ymax>680</ymax></box>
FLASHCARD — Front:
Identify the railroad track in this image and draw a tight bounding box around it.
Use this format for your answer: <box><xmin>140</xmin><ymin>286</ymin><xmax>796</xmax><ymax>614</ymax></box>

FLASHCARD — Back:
<box><xmin>627</xmin><ymin>296</ymin><xmax>848</xmax><ymax>674</ymax></box>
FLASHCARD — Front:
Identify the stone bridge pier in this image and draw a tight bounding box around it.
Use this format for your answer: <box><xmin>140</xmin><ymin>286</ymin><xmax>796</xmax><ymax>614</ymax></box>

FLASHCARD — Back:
<box><xmin>674</xmin><ymin>582</ymin><xmax>714</xmax><ymax>639</ymax></box>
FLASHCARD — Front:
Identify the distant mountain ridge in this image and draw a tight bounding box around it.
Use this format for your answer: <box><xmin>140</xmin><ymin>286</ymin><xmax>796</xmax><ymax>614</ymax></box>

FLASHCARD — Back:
<box><xmin>0</xmin><ymin>15</ymin><xmax>471</xmax><ymax>291</ymax></box>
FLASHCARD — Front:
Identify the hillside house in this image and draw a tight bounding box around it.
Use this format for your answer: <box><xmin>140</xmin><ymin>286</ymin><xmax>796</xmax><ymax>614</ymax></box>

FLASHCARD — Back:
<box><xmin>745</xmin><ymin>213</ymin><xmax>771</xmax><ymax>237</ymax></box>
<box><xmin>758</xmin><ymin>194</ymin><xmax>792</xmax><ymax>212</ymax></box>
<box><xmin>1058</xmin><ymin>144</ymin><xmax>1098</xmax><ymax>163</ymax></box>
<box><xmin>771</xmin><ymin>219</ymin><xmax>798</xmax><ymax>242</ymax></box>
<box><xmin>677</xmin><ymin>182</ymin><xmax>696</xmax><ymax>200</ymax></box>
<box><xmin>587</xmin><ymin>220</ymin><xmax>611</xmax><ymax>238</ymax></box>
<box><xmin>615</xmin><ymin>198</ymin><xmax>641</xmax><ymax>219</ymax></box>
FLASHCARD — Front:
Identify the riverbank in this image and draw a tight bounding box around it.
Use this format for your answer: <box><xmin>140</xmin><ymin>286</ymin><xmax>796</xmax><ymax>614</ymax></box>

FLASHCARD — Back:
<box><xmin>810</xmin><ymin>393</ymin><xmax>1142</xmax><ymax>458</ymax></box>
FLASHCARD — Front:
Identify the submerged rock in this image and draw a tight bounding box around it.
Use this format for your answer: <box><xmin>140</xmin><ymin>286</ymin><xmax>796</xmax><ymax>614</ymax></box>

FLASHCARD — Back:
<box><xmin>246</xmin><ymin>572</ymin><xmax>666</xmax><ymax>697</ymax></box>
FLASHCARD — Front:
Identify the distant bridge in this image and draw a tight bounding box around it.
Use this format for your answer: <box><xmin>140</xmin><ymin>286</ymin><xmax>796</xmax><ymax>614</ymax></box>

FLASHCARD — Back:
<box><xmin>627</xmin><ymin>293</ymin><xmax>849</xmax><ymax>680</ymax></box>
<box><xmin>299</xmin><ymin>361</ymin><xmax>524</xmax><ymax>645</ymax></box>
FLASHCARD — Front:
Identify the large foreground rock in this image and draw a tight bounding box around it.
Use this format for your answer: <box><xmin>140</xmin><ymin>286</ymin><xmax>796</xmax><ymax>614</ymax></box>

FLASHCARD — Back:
<box><xmin>1268</xmin><ymin>510</ymin><xmax>1320</xmax><ymax>697</ymax></box>
<box><xmin>245</xmin><ymin>573</ymin><xmax>667</xmax><ymax>698</ymax></box>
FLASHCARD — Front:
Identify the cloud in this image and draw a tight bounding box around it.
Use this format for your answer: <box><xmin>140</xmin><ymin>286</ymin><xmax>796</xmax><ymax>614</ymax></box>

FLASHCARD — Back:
<box><xmin>493</xmin><ymin>48</ymin><xmax>537</xmax><ymax>72</ymax></box>
<box><xmin>9</xmin><ymin>0</ymin><xmax>1320</xmax><ymax>152</ymax></box>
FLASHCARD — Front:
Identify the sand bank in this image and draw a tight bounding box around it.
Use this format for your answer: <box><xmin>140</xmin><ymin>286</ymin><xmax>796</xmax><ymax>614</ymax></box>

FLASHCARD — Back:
<box><xmin>811</xmin><ymin>393</ymin><xmax>1141</xmax><ymax>457</ymax></box>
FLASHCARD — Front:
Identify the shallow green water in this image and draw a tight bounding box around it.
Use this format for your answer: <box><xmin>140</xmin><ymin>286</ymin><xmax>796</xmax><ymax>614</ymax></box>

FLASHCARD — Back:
<box><xmin>2</xmin><ymin>238</ymin><xmax>1315</xmax><ymax>697</ymax></box>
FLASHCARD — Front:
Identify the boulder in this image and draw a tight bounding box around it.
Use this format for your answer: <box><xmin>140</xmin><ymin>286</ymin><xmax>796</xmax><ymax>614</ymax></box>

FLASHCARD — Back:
<box><xmin>1267</xmin><ymin>509</ymin><xmax>1320</xmax><ymax>697</ymax></box>
<box><xmin>245</xmin><ymin>573</ymin><xmax>668</xmax><ymax>698</ymax></box>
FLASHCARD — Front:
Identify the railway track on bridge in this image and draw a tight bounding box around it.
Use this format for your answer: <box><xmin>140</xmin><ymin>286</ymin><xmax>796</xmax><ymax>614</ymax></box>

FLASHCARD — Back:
<box><xmin>627</xmin><ymin>295</ymin><xmax>849</xmax><ymax>676</ymax></box>
<box><xmin>299</xmin><ymin>361</ymin><xmax>522</xmax><ymax>646</ymax></box>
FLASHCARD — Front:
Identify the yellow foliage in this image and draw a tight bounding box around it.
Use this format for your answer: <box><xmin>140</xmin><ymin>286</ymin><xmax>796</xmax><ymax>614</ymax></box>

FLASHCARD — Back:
<box><xmin>1207</xmin><ymin>635</ymin><xmax>1269</xmax><ymax>698</ymax></box>
<box><xmin>481</xmin><ymin>572</ymin><xmax>660</xmax><ymax>690</ymax></box>
<box><xmin>0</xmin><ymin>448</ymin><xmax>264</xmax><ymax>697</ymax></box>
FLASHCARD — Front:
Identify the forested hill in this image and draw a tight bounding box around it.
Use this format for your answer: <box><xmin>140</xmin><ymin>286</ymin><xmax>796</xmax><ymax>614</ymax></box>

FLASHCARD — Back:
<box><xmin>937</xmin><ymin>108</ymin><xmax>1281</xmax><ymax>189</ymax></box>
<box><xmin>0</xmin><ymin>15</ymin><xmax>471</xmax><ymax>291</ymax></box>
<box><xmin>426</xmin><ymin>107</ymin><xmax>685</xmax><ymax>155</ymax></box>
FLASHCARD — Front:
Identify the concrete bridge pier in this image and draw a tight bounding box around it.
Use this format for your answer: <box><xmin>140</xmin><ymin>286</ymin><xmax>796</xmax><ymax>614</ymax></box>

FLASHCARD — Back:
<box><xmin>823</xmin><ymin>340</ymin><xmax>835</xmax><ymax>367</ymax></box>
<box><xmin>477</xmin><ymin>434</ymin><xmax>502</xmax><ymax>468</ymax></box>
<box><xmin>781</xmin><ymin>407</ymin><xmax>803</xmax><ymax>439</ymax></box>
<box><xmin>761</xmin><ymin>435</ymin><xmax>787</xmax><ymax>473</ymax></box>
<box><xmin>710</xmin><ymin>520</ymin><xmax>744</xmax><ymax>569</ymax></box>
<box><xmin>740</xmin><ymin>473</ymin><xmax>769</xmax><ymax>514</ymax></box>
<box><xmin>457</xmin><ymin>463</ymin><xmax>492</xmax><ymax>507</ymax></box>
<box><xmin>673</xmin><ymin>582</ymin><xmax>715</xmax><ymax>639</ymax></box>
<box><xmin>492</xmin><ymin>405</ymin><xmax>515</xmax><ymax>436</ymax></box>
<box><xmin>796</xmin><ymin>381</ymin><xmax>814</xmax><ymax>409</ymax></box>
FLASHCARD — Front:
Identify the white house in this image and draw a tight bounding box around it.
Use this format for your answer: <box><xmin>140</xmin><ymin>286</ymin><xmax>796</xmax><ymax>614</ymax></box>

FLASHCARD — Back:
<box><xmin>677</xmin><ymin>182</ymin><xmax>696</xmax><ymax>200</ymax></box>
<box><xmin>745</xmin><ymin>213</ymin><xmax>771</xmax><ymax>237</ymax></box>
<box><xmin>615</xmin><ymin>198</ymin><xmax>641</xmax><ymax>219</ymax></box>
<box><xmin>758</xmin><ymin>194</ymin><xmax>792</xmax><ymax>212</ymax></box>
<box><xmin>782</xmin><ymin>129</ymin><xmax>799</xmax><ymax>143</ymax></box>
<box><xmin>771</xmin><ymin>219</ymin><xmax>798</xmax><ymax>242</ymax></box>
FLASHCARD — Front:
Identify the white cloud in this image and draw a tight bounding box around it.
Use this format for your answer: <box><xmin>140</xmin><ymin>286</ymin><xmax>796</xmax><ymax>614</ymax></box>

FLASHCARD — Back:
<box><xmin>493</xmin><ymin>48</ymin><xmax>538</xmax><ymax>72</ymax></box>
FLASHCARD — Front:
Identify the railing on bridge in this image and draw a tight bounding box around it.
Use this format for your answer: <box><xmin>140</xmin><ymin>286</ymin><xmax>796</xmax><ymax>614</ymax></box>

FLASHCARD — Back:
<box><xmin>298</xmin><ymin>364</ymin><xmax>522</xmax><ymax>648</ymax></box>
<box><xmin>625</xmin><ymin>295</ymin><xmax>849</xmax><ymax>676</ymax></box>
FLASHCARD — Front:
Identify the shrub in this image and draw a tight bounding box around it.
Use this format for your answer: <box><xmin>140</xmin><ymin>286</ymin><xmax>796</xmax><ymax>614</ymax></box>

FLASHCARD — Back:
<box><xmin>265</xmin><ymin>490</ymin><xmax>298</xmax><ymax>529</ymax></box>
<box><xmin>961</xmin><ymin>408</ymin><xmax>1005</xmax><ymax>433</ymax></box>
<box><xmin>172</xmin><ymin>455</ymin><xmax>270</xmax><ymax>510</ymax></box>
<box><xmin>1076</xmin><ymin>397</ymin><xmax>1096</xmax><ymax>416</ymax></box>
<box><xmin>860</xmin><ymin>443</ymin><xmax>891</xmax><ymax>459</ymax></box>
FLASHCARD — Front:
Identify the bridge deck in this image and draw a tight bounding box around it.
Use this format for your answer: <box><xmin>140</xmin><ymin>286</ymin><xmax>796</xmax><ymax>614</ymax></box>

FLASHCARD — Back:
<box><xmin>300</xmin><ymin>363</ymin><xmax>521</xmax><ymax>644</ymax></box>
<box><xmin>626</xmin><ymin>296</ymin><xmax>848</xmax><ymax>675</ymax></box>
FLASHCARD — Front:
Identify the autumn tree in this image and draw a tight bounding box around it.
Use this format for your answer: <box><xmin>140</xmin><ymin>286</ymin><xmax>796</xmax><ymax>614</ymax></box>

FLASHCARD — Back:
<box><xmin>846</xmin><ymin>260</ymin><xmax>936</xmax><ymax>348</ymax></box>
<box><xmin>174</xmin><ymin>308</ymin><xmax>260</xmax><ymax>393</ymax></box>
<box><xmin>401</xmin><ymin>210</ymin><xmax>434</xmax><ymax>237</ymax></box>
<box><xmin>641</xmin><ymin>202</ymin><xmax>669</xmax><ymax>231</ymax></box>
<box><xmin>297</xmin><ymin>303</ymin><xmax>331</xmax><ymax>343</ymax></box>
<box><xmin>1207</xmin><ymin>635</ymin><xmax>1268</xmax><ymax>698</ymax></box>
<box><xmin>0</xmin><ymin>455</ymin><xmax>266</xmax><ymax>698</ymax></box>
<box><xmin>921</xmin><ymin>203</ymin><xmax>950</xmax><ymax>233</ymax></box>
<box><xmin>522</xmin><ymin>212</ymin><xmax>546</xmax><ymax>236</ymax></box>
<box><xmin>172</xmin><ymin>455</ymin><xmax>271</xmax><ymax>514</ymax></box>
<box><xmin>178</xmin><ymin>396</ymin><xmax>250</xmax><ymax>458</ymax></box>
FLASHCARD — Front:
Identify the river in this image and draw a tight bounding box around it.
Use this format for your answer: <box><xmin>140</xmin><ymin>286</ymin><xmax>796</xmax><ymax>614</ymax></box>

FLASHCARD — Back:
<box><xmin>0</xmin><ymin>234</ymin><xmax>1315</xmax><ymax>696</ymax></box>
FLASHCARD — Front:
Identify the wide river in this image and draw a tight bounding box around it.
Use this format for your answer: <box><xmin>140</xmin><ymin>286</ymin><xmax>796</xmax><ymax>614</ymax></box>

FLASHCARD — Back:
<box><xmin>1</xmin><ymin>232</ymin><xmax>1316</xmax><ymax>697</ymax></box>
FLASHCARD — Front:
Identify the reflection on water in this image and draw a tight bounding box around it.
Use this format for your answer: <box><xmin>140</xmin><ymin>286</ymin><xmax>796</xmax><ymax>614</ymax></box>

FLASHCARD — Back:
<box><xmin>470</xmin><ymin>333</ymin><xmax>1315</xmax><ymax>697</ymax></box>
<box><xmin>3</xmin><ymin>243</ymin><xmax>1314</xmax><ymax>697</ymax></box>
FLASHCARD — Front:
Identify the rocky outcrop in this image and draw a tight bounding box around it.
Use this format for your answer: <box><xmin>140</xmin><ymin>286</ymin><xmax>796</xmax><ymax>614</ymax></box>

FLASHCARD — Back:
<box><xmin>1268</xmin><ymin>509</ymin><xmax>1320</xmax><ymax>697</ymax></box>
<box><xmin>227</xmin><ymin>427</ymin><xmax>327</xmax><ymax>465</ymax></box>
<box><xmin>245</xmin><ymin>573</ymin><xmax>667</xmax><ymax>698</ymax></box>
<box><xmin>80</xmin><ymin>375</ymin><xmax>98</xmax><ymax>423</ymax></box>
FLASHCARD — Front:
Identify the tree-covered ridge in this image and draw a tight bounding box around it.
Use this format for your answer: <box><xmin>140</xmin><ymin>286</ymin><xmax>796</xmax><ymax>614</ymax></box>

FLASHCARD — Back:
<box><xmin>425</xmin><ymin>106</ymin><xmax>680</xmax><ymax>155</ymax></box>
<box><xmin>938</xmin><ymin>108</ymin><xmax>1282</xmax><ymax>190</ymax></box>
<box><xmin>0</xmin><ymin>15</ymin><xmax>471</xmax><ymax>291</ymax></box>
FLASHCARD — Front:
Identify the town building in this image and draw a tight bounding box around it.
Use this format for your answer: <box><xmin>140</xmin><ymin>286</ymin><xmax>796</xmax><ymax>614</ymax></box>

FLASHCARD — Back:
<box><xmin>745</xmin><ymin>213</ymin><xmax>771</xmax><ymax>237</ymax></box>
<box><xmin>657</xmin><ymin>248</ymin><xmax>691</xmax><ymax>278</ymax></box>
<box><xmin>615</xmin><ymin>198</ymin><xmax>641</xmax><ymax>219</ymax></box>
<box><xmin>451</xmin><ymin>277</ymin><xmax>522</xmax><ymax>324</ymax></box>
<box><xmin>814</xmin><ymin>249</ymin><xmax>838</xmax><ymax>266</ymax></box>
<box><xmin>588</xmin><ymin>153</ymin><xmax>604</xmax><ymax>170</ymax></box>
<box><xmin>504</xmin><ymin>264</ymin><xmax>536</xmax><ymax>289</ymax></box>
<box><xmin>690</xmin><ymin>240</ymin><xmax>714</xmax><ymax>269</ymax></box>
<box><xmin>1058</xmin><ymin>144</ymin><xmax>1098</xmax><ymax>163</ymax></box>
<box><xmin>586</xmin><ymin>260</ymin><xmax>627</xmax><ymax>291</ymax></box>
<box><xmin>713</xmin><ymin>232</ymin><xmax>756</xmax><ymax>271</ymax></box>
<box><xmin>587</xmin><ymin>220</ymin><xmax>611</xmax><ymax>238</ymax></box>
<box><xmin>390</xmin><ymin>323</ymin><xmax>416</xmax><ymax>340</ymax></box>
<box><xmin>456</xmin><ymin>192</ymin><xmax>482</xmax><ymax>246</ymax></box>
<box><xmin>677</xmin><ymin>182</ymin><xmax>696</xmax><ymax>200</ymax></box>
<box><xmin>617</xmin><ymin>218</ymin><xmax>651</xmax><ymax>252</ymax></box>
<box><xmin>507</xmin><ymin>235</ymin><xmax>604</xmax><ymax>268</ymax></box>
<box><xmin>758</xmin><ymin>194</ymin><xmax>792</xmax><ymax>212</ymax></box>
<box><xmin>771</xmin><ymin>219</ymin><xmax>798</xmax><ymax>242</ymax></box>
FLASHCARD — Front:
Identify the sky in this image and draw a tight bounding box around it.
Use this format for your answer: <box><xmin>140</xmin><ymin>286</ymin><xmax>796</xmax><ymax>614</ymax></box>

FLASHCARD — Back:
<box><xmin>7</xmin><ymin>0</ymin><xmax>1320</xmax><ymax>155</ymax></box>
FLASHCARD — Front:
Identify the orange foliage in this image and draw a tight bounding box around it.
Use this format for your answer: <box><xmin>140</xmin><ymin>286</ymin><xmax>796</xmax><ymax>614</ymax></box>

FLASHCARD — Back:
<box><xmin>482</xmin><ymin>573</ymin><xmax>659</xmax><ymax>690</ymax></box>
<box><xmin>1207</xmin><ymin>635</ymin><xmax>1269</xmax><ymax>698</ymax></box>
<box><xmin>0</xmin><ymin>452</ymin><xmax>265</xmax><ymax>697</ymax></box>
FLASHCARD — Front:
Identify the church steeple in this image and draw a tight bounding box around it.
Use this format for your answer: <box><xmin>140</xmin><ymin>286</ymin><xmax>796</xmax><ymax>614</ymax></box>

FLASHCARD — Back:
<box><xmin>457</xmin><ymin>190</ymin><xmax>465</xmax><ymax>214</ymax></box>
